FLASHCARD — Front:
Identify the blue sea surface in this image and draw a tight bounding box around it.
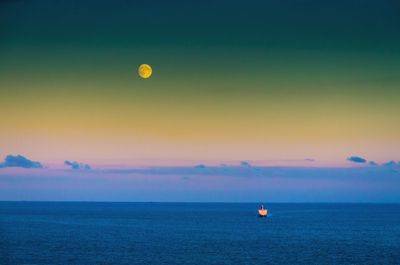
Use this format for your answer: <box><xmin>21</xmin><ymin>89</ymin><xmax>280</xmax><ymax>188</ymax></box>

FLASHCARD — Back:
<box><xmin>0</xmin><ymin>202</ymin><xmax>399</xmax><ymax>265</ymax></box>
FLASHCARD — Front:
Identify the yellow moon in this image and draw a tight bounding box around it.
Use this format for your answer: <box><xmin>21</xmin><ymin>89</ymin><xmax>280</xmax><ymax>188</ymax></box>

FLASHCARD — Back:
<box><xmin>138</xmin><ymin>64</ymin><xmax>152</xmax><ymax>79</ymax></box>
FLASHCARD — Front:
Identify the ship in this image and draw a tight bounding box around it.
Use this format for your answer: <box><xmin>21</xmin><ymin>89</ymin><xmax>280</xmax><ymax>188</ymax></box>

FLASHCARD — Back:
<box><xmin>258</xmin><ymin>204</ymin><xmax>268</xmax><ymax>217</ymax></box>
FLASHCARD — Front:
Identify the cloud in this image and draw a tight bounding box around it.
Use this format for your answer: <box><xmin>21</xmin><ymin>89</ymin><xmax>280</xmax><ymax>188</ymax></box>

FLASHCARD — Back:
<box><xmin>305</xmin><ymin>158</ymin><xmax>316</xmax><ymax>162</ymax></box>
<box><xmin>347</xmin><ymin>156</ymin><xmax>367</xmax><ymax>164</ymax></box>
<box><xmin>0</xmin><ymin>155</ymin><xmax>43</xmax><ymax>169</ymax></box>
<box><xmin>194</xmin><ymin>164</ymin><xmax>206</xmax><ymax>169</ymax></box>
<box><xmin>64</xmin><ymin>161</ymin><xmax>91</xmax><ymax>170</ymax></box>
<box><xmin>383</xmin><ymin>161</ymin><xmax>400</xmax><ymax>167</ymax></box>
<box><xmin>240</xmin><ymin>161</ymin><xmax>252</xmax><ymax>167</ymax></box>
<box><xmin>1</xmin><ymin>165</ymin><xmax>400</xmax><ymax>202</ymax></box>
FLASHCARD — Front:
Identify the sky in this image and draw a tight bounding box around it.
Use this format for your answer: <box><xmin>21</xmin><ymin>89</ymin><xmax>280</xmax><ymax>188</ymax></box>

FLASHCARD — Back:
<box><xmin>0</xmin><ymin>0</ymin><xmax>400</xmax><ymax>202</ymax></box>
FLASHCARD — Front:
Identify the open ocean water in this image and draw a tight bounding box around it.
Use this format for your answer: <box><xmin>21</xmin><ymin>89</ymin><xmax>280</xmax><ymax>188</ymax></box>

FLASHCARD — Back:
<box><xmin>0</xmin><ymin>202</ymin><xmax>399</xmax><ymax>265</ymax></box>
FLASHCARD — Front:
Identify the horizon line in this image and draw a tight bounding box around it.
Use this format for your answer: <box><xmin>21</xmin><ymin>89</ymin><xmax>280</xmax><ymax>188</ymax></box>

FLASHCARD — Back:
<box><xmin>1</xmin><ymin>200</ymin><xmax>399</xmax><ymax>204</ymax></box>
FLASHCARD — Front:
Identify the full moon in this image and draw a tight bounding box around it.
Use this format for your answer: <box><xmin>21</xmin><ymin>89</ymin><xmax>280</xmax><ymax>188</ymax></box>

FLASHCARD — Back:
<box><xmin>138</xmin><ymin>64</ymin><xmax>152</xmax><ymax>79</ymax></box>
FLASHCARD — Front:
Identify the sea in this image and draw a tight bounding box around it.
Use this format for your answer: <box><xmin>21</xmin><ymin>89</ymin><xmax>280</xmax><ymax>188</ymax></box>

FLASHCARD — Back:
<box><xmin>0</xmin><ymin>202</ymin><xmax>399</xmax><ymax>265</ymax></box>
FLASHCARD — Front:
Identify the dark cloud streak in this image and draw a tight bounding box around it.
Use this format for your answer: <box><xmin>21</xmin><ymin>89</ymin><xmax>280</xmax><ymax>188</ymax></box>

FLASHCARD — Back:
<box><xmin>0</xmin><ymin>155</ymin><xmax>43</xmax><ymax>168</ymax></box>
<box><xmin>64</xmin><ymin>161</ymin><xmax>91</xmax><ymax>170</ymax></box>
<box><xmin>347</xmin><ymin>156</ymin><xmax>367</xmax><ymax>164</ymax></box>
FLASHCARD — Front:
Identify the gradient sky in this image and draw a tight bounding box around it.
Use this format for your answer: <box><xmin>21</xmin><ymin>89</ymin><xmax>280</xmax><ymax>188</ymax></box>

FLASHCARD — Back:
<box><xmin>1</xmin><ymin>1</ymin><xmax>400</xmax><ymax>202</ymax></box>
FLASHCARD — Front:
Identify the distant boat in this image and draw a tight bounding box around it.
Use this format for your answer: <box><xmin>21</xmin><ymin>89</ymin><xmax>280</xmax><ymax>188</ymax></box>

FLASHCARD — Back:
<box><xmin>258</xmin><ymin>205</ymin><xmax>268</xmax><ymax>217</ymax></box>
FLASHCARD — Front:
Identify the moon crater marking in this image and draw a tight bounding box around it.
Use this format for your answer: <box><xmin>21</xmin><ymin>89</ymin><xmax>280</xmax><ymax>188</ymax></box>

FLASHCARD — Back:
<box><xmin>138</xmin><ymin>64</ymin><xmax>152</xmax><ymax>79</ymax></box>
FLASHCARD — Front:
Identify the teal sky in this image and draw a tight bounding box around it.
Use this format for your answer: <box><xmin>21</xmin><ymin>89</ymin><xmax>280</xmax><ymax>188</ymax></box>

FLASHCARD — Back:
<box><xmin>0</xmin><ymin>0</ymin><xmax>400</xmax><ymax>164</ymax></box>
